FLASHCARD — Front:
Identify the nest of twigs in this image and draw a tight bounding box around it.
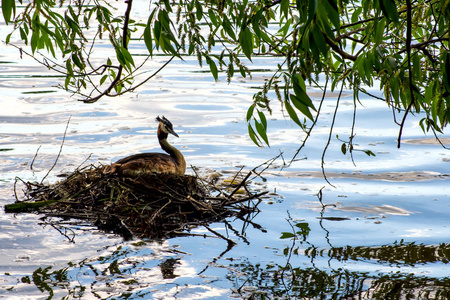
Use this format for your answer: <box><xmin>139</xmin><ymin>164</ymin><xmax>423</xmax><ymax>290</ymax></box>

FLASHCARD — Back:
<box><xmin>6</xmin><ymin>165</ymin><xmax>265</xmax><ymax>239</ymax></box>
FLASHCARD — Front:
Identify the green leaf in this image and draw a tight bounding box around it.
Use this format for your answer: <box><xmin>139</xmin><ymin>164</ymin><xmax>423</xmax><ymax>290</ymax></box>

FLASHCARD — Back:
<box><xmin>292</xmin><ymin>73</ymin><xmax>315</xmax><ymax>110</ymax></box>
<box><xmin>258</xmin><ymin>110</ymin><xmax>267</xmax><ymax>130</ymax></box>
<box><xmin>341</xmin><ymin>143</ymin><xmax>347</xmax><ymax>154</ymax></box>
<box><xmin>280</xmin><ymin>0</ymin><xmax>289</xmax><ymax>19</ymax></box>
<box><xmin>308</xmin><ymin>0</ymin><xmax>318</xmax><ymax>22</ymax></box>
<box><xmin>285</xmin><ymin>100</ymin><xmax>303</xmax><ymax>126</ymax></box>
<box><xmin>72</xmin><ymin>52</ymin><xmax>84</xmax><ymax>70</ymax></box>
<box><xmin>222</xmin><ymin>16</ymin><xmax>237</xmax><ymax>41</ymax></box>
<box><xmin>246</xmin><ymin>104</ymin><xmax>255</xmax><ymax>121</ymax></box>
<box><xmin>279</xmin><ymin>18</ymin><xmax>292</xmax><ymax>37</ymax></box>
<box><xmin>248</xmin><ymin>124</ymin><xmax>261</xmax><ymax>147</ymax></box>
<box><xmin>311</xmin><ymin>24</ymin><xmax>327</xmax><ymax>57</ymax></box>
<box><xmin>294</xmin><ymin>72</ymin><xmax>306</xmax><ymax>91</ymax></box>
<box><xmin>100</xmin><ymin>6</ymin><xmax>112</xmax><ymax>23</ymax></box>
<box><xmin>239</xmin><ymin>26</ymin><xmax>253</xmax><ymax>61</ymax></box>
<box><xmin>374</xmin><ymin>17</ymin><xmax>386</xmax><ymax>46</ymax></box>
<box><xmin>100</xmin><ymin>74</ymin><xmax>108</xmax><ymax>86</ymax></box>
<box><xmin>115</xmin><ymin>82</ymin><xmax>123</xmax><ymax>93</ymax></box>
<box><xmin>120</xmin><ymin>46</ymin><xmax>135</xmax><ymax>67</ymax></box>
<box><xmin>144</xmin><ymin>16</ymin><xmax>153</xmax><ymax>56</ymax></box>
<box><xmin>443</xmin><ymin>52</ymin><xmax>450</xmax><ymax>92</ymax></box>
<box><xmin>162</xmin><ymin>0</ymin><xmax>172</xmax><ymax>12</ymax></box>
<box><xmin>239</xmin><ymin>66</ymin><xmax>247</xmax><ymax>77</ymax></box>
<box><xmin>19</xmin><ymin>27</ymin><xmax>27</xmax><ymax>42</ymax></box>
<box><xmin>158</xmin><ymin>7</ymin><xmax>171</xmax><ymax>30</ymax></box>
<box><xmin>30</xmin><ymin>31</ymin><xmax>39</xmax><ymax>53</ymax></box>
<box><xmin>64</xmin><ymin>75</ymin><xmax>71</xmax><ymax>90</ymax></box>
<box><xmin>206</xmin><ymin>56</ymin><xmax>218</xmax><ymax>81</ymax></box>
<box><xmin>412</xmin><ymin>53</ymin><xmax>421</xmax><ymax>80</ymax></box>
<box><xmin>66</xmin><ymin>59</ymin><xmax>74</xmax><ymax>76</ymax></box>
<box><xmin>291</xmin><ymin>94</ymin><xmax>314</xmax><ymax>121</ymax></box>
<box><xmin>280</xmin><ymin>232</ymin><xmax>295</xmax><ymax>239</ymax></box>
<box><xmin>254</xmin><ymin>119</ymin><xmax>269</xmax><ymax>146</ymax></box>
<box><xmin>2</xmin><ymin>0</ymin><xmax>15</xmax><ymax>25</ymax></box>
<box><xmin>379</xmin><ymin>0</ymin><xmax>399</xmax><ymax>23</ymax></box>
<box><xmin>355</xmin><ymin>55</ymin><xmax>365</xmax><ymax>79</ymax></box>
<box><xmin>195</xmin><ymin>0</ymin><xmax>203</xmax><ymax>21</ymax></box>
<box><xmin>5</xmin><ymin>32</ymin><xmax>11</xmax><ymax>44</ymax></box>
<box><xmin>208</xmin><ymin>9</ymin><xmax>218</xmax><ymax>27</ymax></box>
<box><xmin>295</xmin><ymin>222</ymin><xmax>311</xmax><ymax>236</ymax></box>
<box><xmin>115</xmin><ymin>48</ymin><xmax>127</xmax><ymax>68</ymax></box>
<box><xmin>295</xmin><ymin>222</ymin><xmax>310</xmax><ymax>231</ymax></box>
<box><xmin>351</xmin><ymin>7</ymin><xmax>362</xmax><ymax>23</ymax></box>
<box><xmin>324</xmin><ymin>0</ymin><xmax>340</xmax><ymax>30</ymax></box>
<box><xmin>364</xmin><ymin>150</ymin><xmax>376</xmax><ymax>157</ymax></box>
<box><xmin>251</xmin><ymin>9</ymin><xmax>263</xmax><ymax>38</ymax></box>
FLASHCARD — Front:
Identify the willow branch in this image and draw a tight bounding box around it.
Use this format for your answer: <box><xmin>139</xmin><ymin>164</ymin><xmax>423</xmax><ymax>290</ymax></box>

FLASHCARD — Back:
<box><xmin>321</xmin><ymin>82</ymin><xmax>345</xmax><ymax>187</ymax></box>
<box><xmin>398</xmin><ymin>0</ymin><xmax>414</xmax><ymax>149</ymax></box>
<box><xmin>83</xmin><ymin>0</ymin><xmax>133</xmax><ymax>103</ymax></box>
<box><xmin>290</xmin><ymin>78</ymin><xmax>328</xmax><ymax>165</ymax></box>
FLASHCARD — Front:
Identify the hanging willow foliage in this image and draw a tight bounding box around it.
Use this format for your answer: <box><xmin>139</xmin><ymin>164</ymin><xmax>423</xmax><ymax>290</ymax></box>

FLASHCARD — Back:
<box><xmin>2</xmin><ymin>0</ymin><xmax>450</xmax><ymax>150</ymax></box>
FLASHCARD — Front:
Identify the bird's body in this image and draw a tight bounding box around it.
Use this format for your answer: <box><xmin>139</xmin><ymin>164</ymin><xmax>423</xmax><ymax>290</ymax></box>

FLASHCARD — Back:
<box><xmin>104</xmin><ymin>116</ymin><xmax>186</xmax><ymax>176</ymax></box>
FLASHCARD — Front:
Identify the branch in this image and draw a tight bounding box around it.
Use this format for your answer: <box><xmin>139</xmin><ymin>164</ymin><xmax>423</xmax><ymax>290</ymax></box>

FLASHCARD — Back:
<box><xmin>320</xmin><ymin>82</ymin><xmax>345</xmax><ymax>187</ymax></box>
<box><xmin>41</xmin><ymin>116</ymin><xmax>71</xmax><ymax>184</ymax></box>
<box><xmin>324</xmin><ymin>34</ymin><xmax>357</xmax><ymax>61</ymax></box>
<box><xmin>83</xmin><ymin>0</ymin><xmax>134</xmax><ymax>103</ymax></box>
<box><xmin>290</xmin><ymin>78</ymin><xmax>329</xmax><ymax>164</ymax></box>
<box><xmin>398</xmin><ymin>0</ymin><xmax>414</xmax><ymax>149</ymax></box>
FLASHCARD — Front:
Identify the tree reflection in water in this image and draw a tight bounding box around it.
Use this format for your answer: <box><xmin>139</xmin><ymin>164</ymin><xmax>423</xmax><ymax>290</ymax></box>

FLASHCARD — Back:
<box><xmin>229</xmin><ymin>259</ymin><xmax>450</xmax><ymax>299</ymax></box>
<box><xmin>9</xmin><ymin>221</ymin><xmax>450</xmax><ymax>299</ymax></box>
<box><xmin>6</xmin><ymin>191</ymin><xmax>450</xmax><ymax>299</ymax></box>
<box><xmin>231</xmin><ymin>211</ymin><xmax>450</xmax><ymax>299</ymax></box>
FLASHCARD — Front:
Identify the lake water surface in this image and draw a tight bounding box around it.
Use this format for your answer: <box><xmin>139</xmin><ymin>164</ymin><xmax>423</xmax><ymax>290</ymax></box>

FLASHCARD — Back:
<box><xmin>1</xmin><ymin>7</ymin><xmax>450</xmax><ymax>299</ymax></box>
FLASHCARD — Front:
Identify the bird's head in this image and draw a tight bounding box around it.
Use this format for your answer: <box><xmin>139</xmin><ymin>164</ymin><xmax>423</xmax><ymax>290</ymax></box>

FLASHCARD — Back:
<box><xmin>156</xmin><ymin>116</ymin><xmax>179</xmax><ymax>137</ymax></box>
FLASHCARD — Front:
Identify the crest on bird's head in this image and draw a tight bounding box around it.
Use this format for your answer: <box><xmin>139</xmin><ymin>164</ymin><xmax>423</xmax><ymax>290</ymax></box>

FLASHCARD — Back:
<box><xmin>156</xmin><ymin>116</ymin><xmax>179</xmax><ymax>137</ymax></box>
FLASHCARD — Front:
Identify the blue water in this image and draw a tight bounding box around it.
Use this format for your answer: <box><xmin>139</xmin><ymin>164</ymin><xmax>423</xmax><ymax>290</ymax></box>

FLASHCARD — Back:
<box><xmin>1</xmin><ymin>6</ymin><xmax>450</xmax><ymax>299</ymax></box>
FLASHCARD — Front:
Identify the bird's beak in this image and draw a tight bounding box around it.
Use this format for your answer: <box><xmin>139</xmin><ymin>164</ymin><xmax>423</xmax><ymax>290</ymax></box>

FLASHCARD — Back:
<box><xmin>169</xmin><ymin>129</ymin><xmax>179</xmax><ymax>137</ymax></box>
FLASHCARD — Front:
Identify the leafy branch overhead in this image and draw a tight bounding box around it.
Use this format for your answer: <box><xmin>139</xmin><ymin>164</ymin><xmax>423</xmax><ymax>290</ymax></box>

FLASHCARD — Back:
<box><xmin>2</xmin><ymin>0</ymin><xmax>450</xmax><ymax>149</ymax></box>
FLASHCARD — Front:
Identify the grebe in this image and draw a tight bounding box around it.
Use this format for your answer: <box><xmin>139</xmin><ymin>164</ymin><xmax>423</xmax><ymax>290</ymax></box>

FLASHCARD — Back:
<box><xmin>104</xmin><ymin>116</ymin><xmax>186</xmax><ymax>176</ymax></box>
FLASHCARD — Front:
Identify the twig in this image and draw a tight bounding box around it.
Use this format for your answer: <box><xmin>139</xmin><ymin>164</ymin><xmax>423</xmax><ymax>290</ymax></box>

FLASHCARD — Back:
<box><xmin>30</xmin><ymin>145</ymin><xmax>41</xmax><ymax>171</ymax></box>
<box><xmin>397</xmin><ymin>101</ymin><xmax>414</xmax><ymax>148</ymax></box>
<box><xmin>41</xmin><ymin>116</ymin><xmax>71</xmax><ymax>184</ymax></box>
<box><xmin>223</xmin><ymin>219</ymin><xmax>250</xmax><ymax>244</ymax></box>
<box><xmin>122</xmin><ymin>55</ymin><xmax>176</xmax><ymax>93</ymax></box>
<box><xmin>250</xmin><ymin>152</ymin><xmax>283</xmax><ymax>181</ymax></box>
<box><xmin>13</xmin><ymin>176</ymin><xmax>27</xmax><ymax>202</ymax></box>
<box><xmin>228</xmin><ymin>170</ymin><xmax>252</xmax><ymax>199</ymax></box>
<box><xmin>224</xmin><ymin>191</ymin><xmax>268</xmax><ymax>206</ymax></box>
<box><xmin>320</xmin><ymin>82</ymin><xmax>345</xmax><ymax>188</ymax></box>
<box><xmin>290</xmin><ymin>78</ymin><xmax>328</xmax><ymax>165</ymax></box>
<box><xmin>75</xmin><ymin>154</ymin><xmax>93</xmax><ymax>171</ymax></box>
<box><xmin>202</xmin><ymin>223</ymin><xmax>236</xmax><ymax>247</ymax></box>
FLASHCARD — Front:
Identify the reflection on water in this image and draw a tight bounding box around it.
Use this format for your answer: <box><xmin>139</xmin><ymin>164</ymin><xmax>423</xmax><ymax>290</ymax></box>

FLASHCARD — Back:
<box><xmin>1</xmin><ymin>8</ymin><xmax>450</xmax><ymax>299</ymax></box>
<box><xmin>2</xmin><ymin>219</ymin><xmax>450</xmax><ymax>299</ymax></box>
<box><xmin>175</xmin><ymin>104</ymin><xmax>232</xmax><ymax>111</ymax></box>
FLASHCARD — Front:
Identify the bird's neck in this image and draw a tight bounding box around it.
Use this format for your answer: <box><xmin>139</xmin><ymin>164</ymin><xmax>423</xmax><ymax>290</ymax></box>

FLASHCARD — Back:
<box><xmin>158</xmin><ymin>130</ymin><xmax>186</xmax><ymax>171</ymax></box>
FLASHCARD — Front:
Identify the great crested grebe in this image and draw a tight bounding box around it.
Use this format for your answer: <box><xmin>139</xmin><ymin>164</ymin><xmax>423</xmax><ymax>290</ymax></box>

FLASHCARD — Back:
<box><xmin>104</xmin><ymin>116</ymin><xmax>186</xmax><ymax>176</ymax></box>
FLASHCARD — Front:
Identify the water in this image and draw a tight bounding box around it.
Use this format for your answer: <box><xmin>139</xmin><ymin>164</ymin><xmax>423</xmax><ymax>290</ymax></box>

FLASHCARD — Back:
<box><xmin>1</xmin><ymin>10</ymin><xmax>450</xmax><ymax>300</ymax></box>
